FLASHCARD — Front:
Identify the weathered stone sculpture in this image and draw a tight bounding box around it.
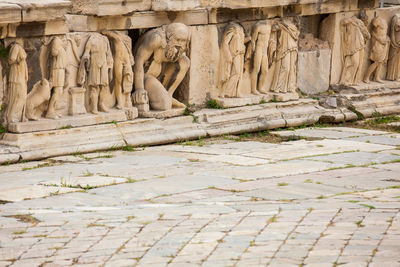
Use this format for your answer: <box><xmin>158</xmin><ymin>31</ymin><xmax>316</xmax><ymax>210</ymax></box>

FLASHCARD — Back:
<box><xmin>78</xmin><ymin>33</ymin><xmax>113</xmax><ymax>114</ymax></box>
<box><xmin>26</xmin><ymin>79</ymin><xmax>51</xmax><ymax>121</ymax></box>
<box><xmin>339</xmin><ymin>16</ymin><xmax>370</xmax><ymax>86</ymax></box>
<box><xmin>270</xmin><ymin>19</ymin><xmax>300</xmax><ymax>94</ymax></box>
<box><xmin>218</xmin><ymin>22</ymin><xmax>246</xmax><ymax>98</ymax></box>
<box><xmin>6</xmin><ymin>42</ymin><xmax>28</xmax><ymax>123</ymax></box>
<box><xmin>103</xmin><ymin>31</ymin><xmax>134</xmax><ymax>109</ymax></box>
<box><xmin>249</xmin><ymin>21</ymin><xmax>272</xmax><ymax>95</ymax></box>
<box><xmin>46</xmin><ymin>36</ymin><xmax>67</xmax><ymax>119</ymax></box>
<box><xmin>133</xmin><ymin>23</ymin><xmax>190</xmax><ymax>111</ymax></box>
<box><xmin>387</xmin><ymin>14</ymin><xmax>400</xmax><ymax>81</ymax></box>
<box><xmin>364</xmin><ymin>17</ymin><xmax>389</xmax><ymax>83</ymax></box>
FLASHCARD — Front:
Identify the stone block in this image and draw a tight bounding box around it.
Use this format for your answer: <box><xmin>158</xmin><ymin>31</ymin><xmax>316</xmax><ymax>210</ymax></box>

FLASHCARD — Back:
<box><xmin>7</xmin><ymin>110</ymin><xmax>128</xmax><ymax>133</ymax></box>
<box><xmin>202</xmin><ymin>0</ymin><xmax>326</xmax><ymax>9</ymax></box>
<box><xmin>71</xmin><ymin>0</ymin><xmax>151</xmax><ymax>16</ymax></box>
<box><xmin>13</xmin><ymin>0</ymin><xmax>71</xmax><ymax>23</ymax></box>
<box><xmin>273</xmin><ymin>92</ymin><xmax>299</xmax><ymax>102</ymax></box>
<box><xmin>298</xmin><ymin>49</ymin><xmax>331</xmax><ymax>95</ymax></box>
<box><xmin>151</xmin><ymin>0</ymin><xmax>202</xmax><ymax>11</ymax></box>
<box><xmin>69</xmin><ymin>87</ymin><xmax>87</xmax><ymax>116</ymax></box>
<box><xmin>66</xmin><ymin>10</ymin><xmax>208</xmax><ymax>32</ymax></box>
<box><xmin>139</xmin><ymin>108</ymin><xmax>185</xmax><ymax>119</ymax></box>
<box><xmin>214</xmin><ymin>94</ymin><xmax>272</xmax><ymax>108</ymax></box>
<box><xmin>0</xmin><ymin>3</ymin><xmax>21</xmax><ymax>24</ymax></box>
<box><xmin>188</xmin><ymin>24</ymin><xmax>219</xmax><ymax>104</ymax></box>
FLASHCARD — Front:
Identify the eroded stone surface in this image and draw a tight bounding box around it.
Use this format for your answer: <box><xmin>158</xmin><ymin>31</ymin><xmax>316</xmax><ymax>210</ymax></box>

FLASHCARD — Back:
<box><xmin>0</xmin><ymin>127</ymin><xmax>398</xmax><ymax>266</ymax></box>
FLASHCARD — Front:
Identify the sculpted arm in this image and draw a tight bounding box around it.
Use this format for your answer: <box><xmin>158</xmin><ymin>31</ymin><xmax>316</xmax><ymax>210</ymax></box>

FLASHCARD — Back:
<box><xmin>134</xmin><ymin>34</ymin><xmax>159</xmax><ymax>91</ymax></box>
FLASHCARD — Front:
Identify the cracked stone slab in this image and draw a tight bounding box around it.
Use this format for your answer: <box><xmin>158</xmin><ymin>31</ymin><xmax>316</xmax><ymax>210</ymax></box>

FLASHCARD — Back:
<box><xmin>271</xmin><ymin>128</ymin><xmax>369</xmax><ymax>139</ymax></box>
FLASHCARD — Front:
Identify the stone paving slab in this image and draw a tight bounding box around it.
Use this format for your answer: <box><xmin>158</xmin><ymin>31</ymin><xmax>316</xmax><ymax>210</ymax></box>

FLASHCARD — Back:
<box><xmin>0</xmin><ymin>126</ymin><xmax>399</xmax><ymax>266</ymax></box>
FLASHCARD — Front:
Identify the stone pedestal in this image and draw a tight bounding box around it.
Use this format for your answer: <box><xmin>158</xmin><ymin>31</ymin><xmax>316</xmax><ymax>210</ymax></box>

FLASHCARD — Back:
<box><xmin>135</xmin><ymin>103</ymin><xmax>150</xmax><ymax>113</ymax></box>
<box><xmin>7</xmin><ymin>110</ymin><xmax>129</xmax><ymax>133</ymax></box>
<box><xmin>273</xmin><ymin>92</ymin><xmax>300</xmax><ymax>102</ymax></box>
<box><xmin>139</xmin><ymin>108</ymin><xmax>186</xmax><ymax>119</ymax></box>
<box><xmin>69</xmin><ymin>87</ymin><xmax>87</xmax><ymax>116</ymax></box>
<box><xmin>214</xmin><ymin>94</ymin><xmax>273</xmax><ymax>108</ymax></box>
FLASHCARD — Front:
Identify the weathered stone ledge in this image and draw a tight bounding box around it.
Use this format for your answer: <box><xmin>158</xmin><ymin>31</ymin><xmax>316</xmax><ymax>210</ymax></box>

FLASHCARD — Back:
<box><xmin>0</xmin><ymin>99</ymin><xmax>359</xmax><ymax>164</ymax></box>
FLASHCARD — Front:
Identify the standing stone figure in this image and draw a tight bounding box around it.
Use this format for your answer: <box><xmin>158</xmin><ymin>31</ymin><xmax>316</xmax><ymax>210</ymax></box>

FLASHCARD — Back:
<box><xmin>133</xmin><ymin>23</ymin><xmax>190</xmax><ymax>111</ymax></box>
<box><xmin>387</xmin><ymin>14</ymin><xmax>400</xmax><ymax>81</ymax></box>
<box><xmin>249</xmin><ymin>20</ymin><xmax>272</xmax><ymax>95</ymax></box>
<box><xmin>364</xmin><ymin>17</ymin><xmax>390</xmax><ymax>83</ymax></box>
<box><xmin>339</xmin><ymin>16</ymin><xmax>370</xmax><ymax>86</ymax></box>
<box><xmin>270</xmin><ymin>19</ymin><xmax>300</xmax><ymax>93</ymax></box>
<box><xmin>46</xmin><ymin>36</ymin><xmax>67</xmax><ymax>119</ymax></box>
<box><xmin>103</xmin><ymin>31</ymin><xmax>134</xmax><ymax>109</ymax></box>
<box><xmin>6</xmin><ymin>42</ymin><xmax>28</xmax><ymax>123</ymax></box>
<box><xmin>78</xmin><ymin>33</ymin><xmax>113</xmax><ymax>114</ymax></box>
<box><xmin>218</xmin><ymin>22</ymin><xmax>247</xmax><ymax>98</ymax></box>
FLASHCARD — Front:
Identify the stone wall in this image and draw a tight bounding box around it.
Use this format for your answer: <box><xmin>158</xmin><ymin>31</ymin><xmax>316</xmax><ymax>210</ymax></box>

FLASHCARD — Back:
<box><xmin>0</xmin><ymin>0</ymin><xmax>394</xmax><ymax>136</ymax></box>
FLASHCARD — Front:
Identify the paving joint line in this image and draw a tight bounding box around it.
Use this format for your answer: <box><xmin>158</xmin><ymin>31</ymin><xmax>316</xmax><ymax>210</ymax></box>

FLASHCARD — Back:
<box><xmin>266</xmin><ymin>208</ymin><xmax>312</xmax><ymax>266</ymax></box>
<box><xmin>200</xmin><ymin>211</ymin><xmax>251</xmax><ymax>265</ymax></box>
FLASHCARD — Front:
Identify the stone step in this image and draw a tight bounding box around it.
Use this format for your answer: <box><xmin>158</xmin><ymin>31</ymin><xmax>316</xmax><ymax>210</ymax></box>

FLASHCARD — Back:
<box><xmin>0</xmin><ymin>99</ymin><xmax>358</xmax><ymax>164</ymax></box>
<box><xmin>341</xmin><ymin>88</ymin><xmax>400</xmax><ymax>118</ymax></box>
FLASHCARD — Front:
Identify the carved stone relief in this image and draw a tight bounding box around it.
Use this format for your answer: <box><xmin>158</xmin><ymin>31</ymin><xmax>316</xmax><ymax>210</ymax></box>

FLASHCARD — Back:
<box><xmin>364</xmin><ymin>16</ymin><xmax>390</xmax><ymax>83</ymax></box>
<box><xmin>270</xmin><ymin>19</ymin><xmax>300</xmax><ymax>94</ymax></box>
<box><xmin>77</xmin><ymin>33</ymin><xmax>113</xmax><ymax>114</ymax></box>
<box><xmin>45</xmin><ymin>36</ymin><xmax>68</xmax><ymax>119</ymax></box>
<box><xmin>133</xmin><ymin>23</ymin><xmax>190</xmax><ymax>112</ymax></box>
<box><xmin>6</xmin><ymin>42</ymin><xmax>28</xmax><ymax>123</ymax></box>
<box><xmin>248</xmin><ymin>20</ymin><xmax>272</xmax><ymax>95</ymax></box>
<box><xmin>103</xmin><ymin>31</ymin><xmax>134</xmax><ymax>110</ymax></box>
<box><xmin>387</xmin><ymin>14</ymin><xmax>400</xmax><ymax>81</ymax></box>
<box><xmin>218</xmin><ymin>22</ymin><xmax>247</xmax><ymax>98</ymax></box>
<box><xmin>339</xmin><ymin>15</ymin><xmax>371</xmax><ymax>86</ymax></box>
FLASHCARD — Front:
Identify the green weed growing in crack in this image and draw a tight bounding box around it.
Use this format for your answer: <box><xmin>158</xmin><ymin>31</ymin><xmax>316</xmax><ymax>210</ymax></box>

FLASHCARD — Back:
<box><xmin>355</xmin><ymin>220</ymin><xmax>365</xmax><ymax>227</ymax></box>
<box><xmin>359</xmin><ymin>204</ymin><xmax>376</xmax><ymax>209</ymax></box>
<box><xmin>81</xmin><ymin>169</ymin><xmax>94</xmax><ymax>177</ymax></box>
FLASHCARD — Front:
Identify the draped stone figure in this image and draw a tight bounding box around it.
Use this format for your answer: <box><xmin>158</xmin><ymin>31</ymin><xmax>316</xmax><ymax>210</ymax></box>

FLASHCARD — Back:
<box><xmin>249</xmin><ymin>20</ymin><xmax>272</xmax><ymax>95</ymax></box>
<box><xmin>103</xmin><ymin>31</ymin><xmax>134</xmax><ymax>109</ymax></box>
<box><xmin>6</xmin><ymin>42</ymin><xmax>28</xmax><ymax>123</ymax></box>
<box><xmin>133</xmin><ymin>23</ymin><xmax>190</xmax><ymax>111</ymax></box>
<box><xmin>339</xmin><ymin>16</ymin><xmax>370</xmax><ymax>86</ymax></box>
<box><xmin>387</xmin><ymin>14</ymin><xmax>400</xmax><ymax>81</ymax></box>
<box><xmin>78</xmin><ymin>33</ymin><xmax>113</xmax><ymax>114</ymax></box>
<box><xmin>46</xmin><ymin>36</ymin><xmax>67</xmax><ymax>119</ymax></box>
<box><xmin>270</xmin><ymin>19</ymin><xmax>300</xmax><ymax>93</ymax></box>
<box><xmin>364</xmin><ymin>17</ymin><xmax>390</xmax><ymax>83</ymax></box>
<box><xmin>218</xmin><ymin>22</ymin><xmax>247</xmax><ymax>98</ymax></box>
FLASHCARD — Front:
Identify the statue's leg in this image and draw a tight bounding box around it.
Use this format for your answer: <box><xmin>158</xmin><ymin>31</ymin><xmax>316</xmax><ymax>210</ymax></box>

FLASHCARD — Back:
<box><xmin>375</xmin><ymin>63</ymin><xmax>384</xmax><ymax>83</ymax></box>
<box><xmin>114</xmin><ymin>62</ymin><xmax>123</xmax><ymax>109</ymax></box>
<box><xmin>340</xmin><ymin>56</ymin><xmax>351</xmax><ymax>85</ymax></box>
<box><xmin>145</xmin><ymin>74</ymin><xmax>172</xmax><ymax>111</ymax></box>
<box><xmin>279</xmin><ymin>55</ymin><xmax>290</xmax><ymax>93</ymax></box>
<box><xmin>162</xmin><ymin>62</ymin><xmax>176</xmax><ymax>90</ymax></box>
<box><xmin>251</xmin><ymin>46</ymin><xmax>262</xmax><ymax>95</ymax></box>
<box><xmin>258</xmin><ymin>54</ymin><xmax>269</xmax><ymax>93</ymax></box>
<box><xmin>354</xmin><ymin>50</ymin><xmax>363</xmax><ymax>85</ymax></box>
<box><xmin>99</xmin><ymin>85</ymin><xmax>109</xmax><ymax>112</ymax></box>
<box><xmin>167</xmin><ymin>55</ymin><xmax>190</xmax><ymax>98</ymax></box>
<box><xmin>363</xmin><ymin>62</ymin><xmax>377</xmax><ymax>84</ymax></box>
<box><xmin>89</xmin><ymin>86</ymin><xmax>99</xmax><ymax>114</ymax></box>
<box><xmin>46</xmin><ymin>86</ymin><xmax>62</xmax><ymax>119</ymax></box>
<box><xmin>288</xmin><ymin>51</ymin><xmax>297</xmax><ymax>92</ymax></box>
